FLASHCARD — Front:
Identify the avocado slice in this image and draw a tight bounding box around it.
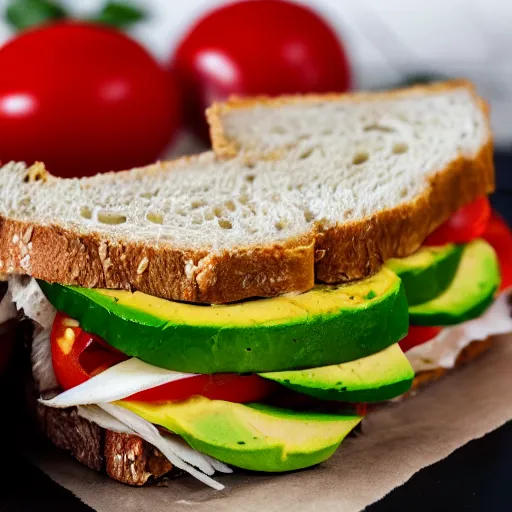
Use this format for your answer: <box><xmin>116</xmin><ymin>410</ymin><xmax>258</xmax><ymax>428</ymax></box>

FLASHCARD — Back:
<box><xmin>386</xmin><ymin>244</ymin><xmax>463</xmax><ymax>306</ymax></box>
<box><xmin>259</xmin><ymin>343</ymin><xmax>414</xmax><ymax>402</ymax></box>
<box><xmin>38</xmin><ymin>267</ymin><xmax>408</xmax><ymax>374</ymax></box>
<box><xmin>119</xmin><ymin>397</ymin><xmax>362</xmax><ymax>472</ymax></box>
<box><xmin>409</xmin><ymin>239</ymin><xmax>500</xmax><ymax>326</ymax></box>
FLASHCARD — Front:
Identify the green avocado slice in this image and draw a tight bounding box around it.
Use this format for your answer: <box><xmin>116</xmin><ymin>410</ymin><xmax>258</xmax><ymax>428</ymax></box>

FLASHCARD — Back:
<box><xmin>259</xmin><ymin>343</ymin><xmax>414</xmax><ymax>402</ymax></box>
<box><xmin>385</xmin><ymin>244</ymin><xmax>463</xmax><ymax>305</ymax></box>
<box><xmin>38</xmin><ymin>267</ymin><xmax>409</xmax><ymax>374</ymax></box>
<box><xmin>409</xmin><ymin>239</ymin><xmax>500</xmax><ymax>326</ymax></box>
<box><xmin>119</xmin><ymin>397</ymin><xmax>362</xmax><ymax>472</ymax></box>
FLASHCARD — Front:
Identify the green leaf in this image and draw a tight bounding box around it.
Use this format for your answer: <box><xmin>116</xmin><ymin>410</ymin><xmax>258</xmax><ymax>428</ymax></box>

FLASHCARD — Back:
<box><xmin>91</xmin><ymin>1</ymin><xmax>146</xmax><ymax>28</ymax></box>
<box><xmin>5</xmin><ymin>0</ymin><xmax>67</xmax><ymax>31</ymax></box>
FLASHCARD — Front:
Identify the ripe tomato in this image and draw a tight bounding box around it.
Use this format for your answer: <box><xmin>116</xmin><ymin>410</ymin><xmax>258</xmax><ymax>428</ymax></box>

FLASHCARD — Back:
<box><xmin>171</xmin><ymin>0</ymin><xmax>351</xmax><ymax>139</ymax></box>
<box><xmin>399</xmin><ymin>326</ymin><xmax>442</xmax><ymax>352</ymax></box>
<box><xmin>424</xmin><ymin>197</ymin><xmax>491</xmax><ymax>246</ymax></box>
<box><xmin>50</xmin><ymin>313</ymin><xmax>276</xmax><ymax>403</ymax></box>
<box><xmin>482</xmin><ymin>211</ymin><xmax>512</xmax><ymax>291</ymax></box>
<box><xmin>126</xmin><ymin>373</ymin><xmax>277</xmax><ymax>404</ymax></box>
<box><xmin>51</xmin><ymin>312</ymin><xmax>128</xmax><ymax>390</ymax></box>
<box><xmin>0</xmin><ymin>22</ymin><xmax>180</xmax><ymax>177</ymax></box>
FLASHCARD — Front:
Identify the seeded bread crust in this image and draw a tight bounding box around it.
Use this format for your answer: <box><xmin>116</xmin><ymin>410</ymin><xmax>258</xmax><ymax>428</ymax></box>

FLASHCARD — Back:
<box><xmin>0</xmin><ymin>211</ymin><xmax>316</xmax><ymax>304</ymax></box>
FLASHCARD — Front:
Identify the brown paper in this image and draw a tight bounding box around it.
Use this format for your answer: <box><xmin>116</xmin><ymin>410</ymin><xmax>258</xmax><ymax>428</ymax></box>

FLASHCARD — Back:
<box><xmin>26</xmin><ymin>333</ymin><xmax>512</xmax><ymax>512</ymax></box>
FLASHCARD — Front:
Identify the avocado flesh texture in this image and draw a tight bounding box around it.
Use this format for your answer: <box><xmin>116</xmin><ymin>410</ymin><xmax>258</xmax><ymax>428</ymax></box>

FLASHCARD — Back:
<box><xmin>409</xmin><ymin>239</ymin><xmax>500</xmax><ymax>326</ymax></box>
<box><xmin>119</xmin><ymin>397</ymin><xmax>362</xmax><ymax>472</ymax></box>
<box><xmin>386</xmin><ymin>244</ymin><xmax>463</xmax><ymax>306</ymax></box>
<box><xmin>259</xmin><ymin>343</ymin><xmax>414</xmax><ymax>402</ymax></box>
<box><xmin>38</xmin><ymin>267</ymin><xmax>409</xmax><ymax>374</ymax></box>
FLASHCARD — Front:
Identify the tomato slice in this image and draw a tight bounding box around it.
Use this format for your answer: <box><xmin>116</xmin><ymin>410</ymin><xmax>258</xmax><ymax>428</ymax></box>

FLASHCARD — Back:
<box><xmin>482</xmin><ymin>211</ymin><xmax>512</xmax><ymax>291</ymax></box>
<box><xmin>51</xmin><ymin>312</ymin><xmax>128</xmax><ymax>390</ymax></box>
<box><xmin>50</xmin><ymin>313</ymin><xmax>277</xmax><ymax>403</ymax></box>
<box><xmin>425</xmin><ymin>197</ymin><xmax>491</xmax><ymax>246</ymax></box>
<box><xmin>126</xmin><ymin>373</ymin><xmax>277</xmax><ymax>403</ymax></box>
<box><xmin>399</xmin><ymin>325</ymin><xmax>442</xmax><ymax>352</ymax></box>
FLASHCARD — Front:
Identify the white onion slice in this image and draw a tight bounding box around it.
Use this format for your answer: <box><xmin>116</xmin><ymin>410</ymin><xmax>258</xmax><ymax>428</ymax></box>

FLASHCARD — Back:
<box><xmin>78</xmin><ymin>405</ymin><xmax>232</xmax><ymax>489</ymax></box>
<box><xmin>406</xmin><ymin>289</ymin><xmax>512</xmax><ymax>372</ymax></box>
<box><xmin>99</xmin><ymin>403</ymin><xmax>230</xmax><ymax>490</ymax></box>
<box><xmin>41</xmin><ymin>358</ymin><xmax>198</xmax><ymax>407</ymax></box>
<box><xmin>77</xmin><ymin>405</ymin><xmax>134</xmax><ymax>435</ymax></box>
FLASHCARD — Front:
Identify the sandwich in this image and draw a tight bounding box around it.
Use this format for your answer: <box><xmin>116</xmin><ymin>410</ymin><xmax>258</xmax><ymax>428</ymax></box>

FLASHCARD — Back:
<box><xmin>1</xmin><ymin>80</ymin><xmax>510</xmax><ymax>489</ymax></box>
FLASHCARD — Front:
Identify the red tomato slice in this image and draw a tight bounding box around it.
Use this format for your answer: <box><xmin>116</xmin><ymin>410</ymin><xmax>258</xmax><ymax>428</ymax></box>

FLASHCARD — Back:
<box><xmin>482</xmin><ymin>211</ymin><xmax>512</xmax><ymax>291</ymax></box>
<box><xmin>126</xmin><ymin>373</ymin><xmax>277</xmax><ymax>403</ymax></box>
<box><xmin>50</xmin><ymin>313</ymin><xmax>277</xmax><ymax>403</ymax></box>
<box><xmin>51</xmin><ymin>312</ymin><xmax>128</xmax><ymax>390</ymax></box>
<box><xmin>424</xmin><ymin>197</ymin><xmax>491</xmax><ymax>246</ymax></box>
<box><xmin>399</xmin><ymin>326</ymin><xmax>443</xmax><ymax>352</ymax></box>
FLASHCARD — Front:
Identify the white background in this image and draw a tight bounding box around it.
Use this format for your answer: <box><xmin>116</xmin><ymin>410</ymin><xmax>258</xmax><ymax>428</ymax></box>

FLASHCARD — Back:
<box><xmin>1</xmin><ymin>0</ymin><xmax>512</xmax><ymax>146</ymax></box>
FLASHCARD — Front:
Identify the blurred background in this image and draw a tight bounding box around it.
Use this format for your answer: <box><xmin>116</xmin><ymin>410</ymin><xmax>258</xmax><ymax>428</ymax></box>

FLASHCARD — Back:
<box><xmin>0</xmin><ymin>0</ymin><xmax>512</xmax><ymax>177</ymax></box>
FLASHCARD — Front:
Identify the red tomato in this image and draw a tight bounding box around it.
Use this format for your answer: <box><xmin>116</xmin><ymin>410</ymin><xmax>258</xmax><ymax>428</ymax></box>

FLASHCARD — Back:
<box><xmin>424</xmin><ymin>197</ymin><xmax>491</xmax><ymax>246</ymax></box>
<box><xmin>171</xmin><ymin>0</ymin><xmax>351</xmax><ymax>139</ymax></box>
<box><xmin>0</xmin><ymin>22</ymin><xmax>180</xmax><ymax>177</ymax></box>
<box><xmin>399</xmin><ymin>326</ymin><xmax>443</xmax><ymax>352</ymax></box>
<box><xmin>51</xmin><ymin>312</ymin><xmax>128</xmax><ymax>390</ymax></box>
<box><xmin>50</xmin><ymin>313</ymin><xmax>276</xmax><ymax>403</ymax></box>
<box><xmin>127</xmin><ymin>373</ymin><xmax>277</xmax><ymax>404</ymax></box>
<box><xmin>482</xmin><ymin>211</ymin><xmax>512</xmax><ymax>291</ymax></box>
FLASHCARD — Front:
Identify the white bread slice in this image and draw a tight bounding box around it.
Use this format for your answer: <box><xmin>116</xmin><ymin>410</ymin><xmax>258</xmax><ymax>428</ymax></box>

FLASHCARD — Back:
<box><xmin>0</xmin><ymin>81</ymin><xmax>493</xmax><ymax>303</ymax></box>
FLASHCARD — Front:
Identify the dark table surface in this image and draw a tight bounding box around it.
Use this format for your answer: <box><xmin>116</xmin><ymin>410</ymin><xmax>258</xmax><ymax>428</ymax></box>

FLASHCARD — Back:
<box><xmin>1</xmin><ymin>152</ymin><xmax>512</xmax><ymax>512</ymax></box>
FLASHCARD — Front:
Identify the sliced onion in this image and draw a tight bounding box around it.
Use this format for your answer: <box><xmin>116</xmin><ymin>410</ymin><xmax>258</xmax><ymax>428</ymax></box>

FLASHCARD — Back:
<box><xmin>41</xmin><ymin>358</ymin><xmax>198</xmax><ymax>407</ymax></box>
<box><xmin>77</xmin><ymin>405</ymin><xmax>134</xmax><ymax>435</ymax></box>
<box><xmin>406</xmin><ymin>289</ymin><xmax>512</xmax><ymax>372</ymax></box>
<box><xmin>99</xmin><ymin>403</ymin><xmax>231</xmax><ymax>490</ymax></box>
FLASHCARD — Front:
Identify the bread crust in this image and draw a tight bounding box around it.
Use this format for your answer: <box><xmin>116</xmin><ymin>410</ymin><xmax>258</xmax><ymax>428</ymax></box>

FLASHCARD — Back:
<box><xmin>409</xmin><ymin>337</ymin><xmax>493</xmax><ymax>392</ymax></box>
<box><xmin>0</xmin><ymin>80</ymin><xmax>494</xmax><ymax>303</ymax></box>
<box><xmin>36</xmin><ymin>403</ymin><xmax>175</xmax><ymax>486</ymax></box>
<box><xmin>0</xmin><ymin>217</ymin><xmax>316</xmax><ymax>304</ymax></box>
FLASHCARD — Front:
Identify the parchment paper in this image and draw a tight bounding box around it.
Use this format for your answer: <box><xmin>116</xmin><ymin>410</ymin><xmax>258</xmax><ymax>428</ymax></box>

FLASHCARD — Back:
<box><xmin>27</xmin><ymin>333</ymin><xmax>512</xmax><ymax>512</ymax></box>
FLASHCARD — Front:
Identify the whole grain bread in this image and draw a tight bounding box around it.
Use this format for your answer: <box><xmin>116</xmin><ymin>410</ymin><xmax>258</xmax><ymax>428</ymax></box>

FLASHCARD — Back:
<box><xmin>36</xmin><ymin>403</ymin><xmax>175</xmax><ymax>486</ymax></box>
<box><xmin>0</xmin><ymin>81</ymin><xmax>493</xmax><ymax>303</ymax></box>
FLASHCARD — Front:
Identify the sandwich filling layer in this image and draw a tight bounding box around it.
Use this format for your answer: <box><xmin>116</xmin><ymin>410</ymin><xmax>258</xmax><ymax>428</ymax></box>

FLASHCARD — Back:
<box><xmin>8</xmin><ymin>199</ymin><xmax>512</xmax><ymax>490</ymax></box>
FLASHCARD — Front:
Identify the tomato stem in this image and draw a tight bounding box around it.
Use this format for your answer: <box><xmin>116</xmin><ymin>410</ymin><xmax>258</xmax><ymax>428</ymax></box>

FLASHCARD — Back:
<box><xmin>6</xmin><ymin>0</ymin><xmax>67</xmax><ymax>31</ymax></box>
<box><xmin>5</xmin><ymin>0</ymin><xmax>146</xmax><ymax>32</ymax></box>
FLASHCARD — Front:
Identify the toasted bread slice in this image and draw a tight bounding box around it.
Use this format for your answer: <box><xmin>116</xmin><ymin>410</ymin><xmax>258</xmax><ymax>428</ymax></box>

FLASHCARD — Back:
<box><xmin>0</xmin><ymin>81</ymin><xmax>493</xmax><ymax>303</ymax></box>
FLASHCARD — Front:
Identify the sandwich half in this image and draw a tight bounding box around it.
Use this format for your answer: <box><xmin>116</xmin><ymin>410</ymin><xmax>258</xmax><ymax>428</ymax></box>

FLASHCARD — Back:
<box><xmin>1</xmin><ymin>80</ymin><xmax>509</xmax><ymax>489</ymax></box>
